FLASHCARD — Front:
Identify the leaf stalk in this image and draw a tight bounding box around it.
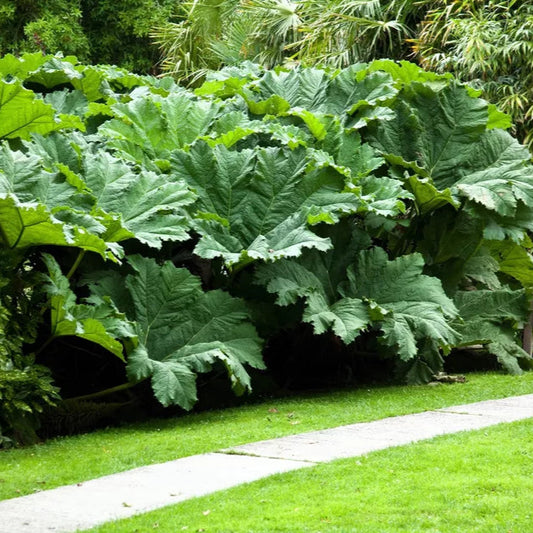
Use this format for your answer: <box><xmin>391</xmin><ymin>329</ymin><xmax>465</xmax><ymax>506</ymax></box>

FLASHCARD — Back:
<box><xmin>67</xmin><ymin>249</ymin><xmax>86</xmax><ymax>279</ymax></box>
<box><xmin>68</xmin><ymin>382</ymin><xmax>138</xmax><ymax>402</ymax></box>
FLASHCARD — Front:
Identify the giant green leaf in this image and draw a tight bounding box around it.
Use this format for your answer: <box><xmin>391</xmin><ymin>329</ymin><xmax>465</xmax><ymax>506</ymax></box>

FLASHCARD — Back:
<box><xmin>80</xmin><ymin>152</ymin><xmax>196</xmax><ymax>248</ymax></box>
<box><xmin>256</xmin><ymin>220</ymin><xmax>371</xmax><ymax>304</ymax></box>
<box><xmin>0</xmin><ymin>143</ymin><xmax>113</xmax><ymax>257</ymax></box>
<box><xmin>44</xmin><ymin>90</ymin><xmax>89</xmax><ymax>118</ymax></box>
<box><xmin>94</xmin><ymin>256</ymin><xmax>264</xmax><ymax>409</ymax></box>
<box><xmin>171</xmin><ymin>142</ymin><xmax>362</xmax><ymax>268</ymax></box>
<box><xmin>0</xmin><ymin>53</ymin><xmax>82</xmax><ymax>88</ymax></box>
<box><xmin>488</xmin><ymin>240</ymin><xmax>533</xmax><ymax>288</ymax></box>
<box><xmin>41</xmin><ymin>254</ymin><xmax>135</xmax><ymax>359</ymax></box>
<box><xmin>22</xmin><ymin>132</ymin><xmax>86</xmax><ymax>182</ymax></box>
<box><xmin>243</xmin><ymin>65</ymin><xmax>398</xmax><ymax>123</ymax></box>
<box><xmin>408</xmin><ymin>175</ymin><xmax>459</xmax><ymax>215</ymax></box>
<box><xmin>253</xmin><ymin>68</ymin><xmax>330</xmax><ymax>112</ymax></box>
<box><xmin>203</xmin><ymin>110</ymin><xmax>310</xmax><ymax>150</ymax></box>
<box><xmin>453</xmin><ymin>289</ymin><xmax>531</xmax><ymax>373</ymax></box>
<box><xmin>366</xmin><ymin>82</ymin><xmax>533</xmax><ymax>246</ymax></box>
<box><xmin>303</xmin><ymin>292</ymin><xmax>370</xmax><ymax>343</ymax></box>
<box><xmin>68</xmin><ymin>63</ymin><xmax>154</xmax><ymax>102</ymax></box>
<box><xmin>367</xmin><ymin>60</ymin><xmax>453</xmax><ymax>86</ymax></box>
<box><xmin>415</xmin><ymin>208</ymin><xmax>485</xmax><ymax>292</ymax></box>
<box><xmin>0</xmin><ymin>143</ymin><xmax>89</xmax><ymax>211</ymax></box>
<box><xmin>13</xmin><ymin>136</ymin><xmax>196</xmax><ymax>249</ymax></box>
<box><xmin>255</xmin><ymin>223</ymin><xmax>372</xmax><ymax>344</ymax></box>
<box><xmin>100</xmin><ymin>92</ymin><xmax>221</xmax><ymax>165</ymax></box>
<box><xmin>25</xmin><ymin>57</ymin><xmax>84</xmax><ymax>89</ymax></box>
<box><xmin>317</xmin><ymin>126</ymin><xmax>409</xmax><ymax>218</ymax></box>
<box><xmin>343</xmin><ymin>248</ymin><xmax>459</xmax><ymax>361</ymax></box>
<box><xmin>356</xmin><ymin>175</ymin><xmax>411</xmax><ymax>218</ymax></box>
<box><xmin>257</xmin><ymin>241</ymin><xmax>458</xmax><ymax>361</ymax></box>
<box><xmin>0</xmin><ymin>52</ymin><xmax>50</xmax><ymax>80</ymax></box>
<box><xmin>453</xmin><ymin>130</ymin><xmax>533</xmax><ymax>219</ymax></box>
<box><xmin>463</xmin><ymin>247</ymin><xmax>502</xmax><ymax>290</ymax></box>
<box><xmin>0</xmin><ymin>80</ymin><xmax>81</xmax><ymax>140</ymax></box>
<box><xmin>328</xmin><ymin>67</ymin><xmax>397</xmax><ymax>117</ymax></box>
<box><xmin>0</xmin><ymin>196</ymin><xmax>107</xmax><ymax>256</ymax></box>
<box><xmin>367</xmin><ymin>83</ymin><xmax>488</xmax><ymax>186</ymax></box>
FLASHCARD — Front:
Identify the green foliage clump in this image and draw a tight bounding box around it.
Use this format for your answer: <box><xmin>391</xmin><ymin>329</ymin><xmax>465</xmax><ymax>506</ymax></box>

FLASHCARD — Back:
<box><xmin>153</xmin><ymin>1</ymin><xmax>533</xmax><ymax>149</ymax></box>
<box><xmin>81</xmin><ymin>0</ymin><xmax>182</xmax><ymax>73</ymax></box>
<box><xmin>0</xmin><ymin>261</ymin><xmax>59</xmax><ymax>447</ymax></box>
<box><xmin>1</xmin><ymin>52</ymin><xmax>532</xmax><ymax>444</ymax></box>
<box><xmin>0</xmin><ymin>0</ymin><xmax>182</xmax><ymax>73</ymax></box>
<box><xmin>0</xmin><ymin>0</ymin><xmax>89</xmax><ymax>59</ymax></box>
<box><xmin>152</xmin><ymin>0</ymin><xmax>426</xmax><ymax>83</ymax></box>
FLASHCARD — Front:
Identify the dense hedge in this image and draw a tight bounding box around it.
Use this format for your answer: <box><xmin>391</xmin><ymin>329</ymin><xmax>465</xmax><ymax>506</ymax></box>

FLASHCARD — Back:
<box><xmin>1</xmin><ymin>54</ymin><xmax>533</xmax><ymax>446</ymax></box>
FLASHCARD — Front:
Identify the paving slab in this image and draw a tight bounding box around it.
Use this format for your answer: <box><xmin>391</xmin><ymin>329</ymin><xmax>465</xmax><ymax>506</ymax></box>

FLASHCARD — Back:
<box><xmin>0</xmin><ymin>453</ymin><xmax>312</xmax><ymax>533</ymax></box>
<box><xmin>438</xmin><ymin>394</ymin><xmax>533</xmax><ymax>420</ymax></box>
<box><xmin>222</xmin><ymin>407</ymin><xmax>520</xmax><ymax>462</ymax></box>
<box><xmin>1</xmin><ymin>393</ymin><xmax>532</xmax><ymax>533</ymax></box>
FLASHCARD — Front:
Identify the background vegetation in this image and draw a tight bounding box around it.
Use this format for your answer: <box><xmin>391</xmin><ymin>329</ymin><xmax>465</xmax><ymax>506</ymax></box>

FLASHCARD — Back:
<box><xmin>0</xmin><ymin>0</ymin><xmax>182</xmax><ymax>72</ymax></box>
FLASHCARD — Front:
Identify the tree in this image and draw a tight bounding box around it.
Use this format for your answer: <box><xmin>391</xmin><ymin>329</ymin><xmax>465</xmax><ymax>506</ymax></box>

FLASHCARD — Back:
<box><xmin>0</xmin><ymin>0</ymin><xmax>184</xmax><ymax>73</ymax></box>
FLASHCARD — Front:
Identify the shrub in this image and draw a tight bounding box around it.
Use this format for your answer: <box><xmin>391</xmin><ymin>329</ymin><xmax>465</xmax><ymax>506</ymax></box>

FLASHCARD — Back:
<box><xmin>1</xmin><ymin>53</ymin><xmax>532</xmax><ymax>444</ymax></box>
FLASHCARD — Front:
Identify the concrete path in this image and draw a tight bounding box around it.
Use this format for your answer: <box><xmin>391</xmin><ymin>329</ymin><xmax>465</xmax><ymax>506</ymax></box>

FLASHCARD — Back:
<box><xmin>1</xmin><ymin>394</ymin><xmax>533</xmax><ymax>533</ymax></box>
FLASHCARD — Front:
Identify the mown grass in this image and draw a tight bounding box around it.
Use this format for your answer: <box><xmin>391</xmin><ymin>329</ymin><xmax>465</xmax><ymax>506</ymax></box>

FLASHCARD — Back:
<box><xmin>85</xmin><ymin>418</ymin><xmax>533</xmax><ymax>533</ymax></box>
<box><xmin>1</xmin><ymin>371</ymin><xmax>533</xmax><ymax>502</ymax></box>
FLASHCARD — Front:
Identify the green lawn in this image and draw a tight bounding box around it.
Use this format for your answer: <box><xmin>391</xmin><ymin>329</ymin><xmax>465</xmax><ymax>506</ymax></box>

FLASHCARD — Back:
<box><xmin>84</xmin><ymin>418</ymin><xmax>533</xmax><ymax>533</ymax></box>
<box><xmin>1</xmin><ymin>371</ymin><xmax>533</xmax><ymax>502</ymax></box>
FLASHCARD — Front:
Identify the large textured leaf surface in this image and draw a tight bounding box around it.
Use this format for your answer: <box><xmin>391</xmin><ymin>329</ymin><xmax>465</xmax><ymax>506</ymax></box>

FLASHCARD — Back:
<box><xmin>328</xmin><ymin>67</ymin><xmax>397</xmax><ymax>118</ymax></box>
<box><xmin>253</xmin><ymin>68</ymin><xmax>329</xmax><ymax>112</ymax></box>
<box><xmin>368</xmin><ymin>60</ymin><xmax>453</xmax><ymax>86</ymax></box>
<box><xmin>0</xmin><ymin>80</ymin><xmax>80</xmax><ymax>140</ymax></box>
<box><xmin>0</xmin><ymin>196</ymin><xmax>108</xmax><ymax>255</ymax></box>
<box><xmin>415</xmin><ymin>209</ymin><xmax>485</xmax><ymax>292</ymax></box>
<box><xmin>248</xmin><ymin>66</ymin><xmax>397</xmax><ymax>121</ymax></box>
<box><xmin>256</xmin><ymin>221</ymin><xmax>370</xmax><ymax>303</ymax></box>
<box><xmin>488</xmin><ymin>240</ymin><xmax>533</xmax><ymax>288</ymax></box>
<box><xmin>100</xmin><ymin>92</ymin><xmax>221</xmax><ymax>165</ymax></box>
<box><xmin>344</xmin><ymin>248</ymin><xmax>459</xmax><ymax>360</ymax></box>
<box><xmin>0</xmin><ymin>144</ymin><xmax>87</xmax><ymax>210</ymax></box>
<box><xmin>257</xmin><ymin>242</ymin><xmax>458</xmax><ymax>358</ymax></box>
<box><xmin>454</xmin><ymin>130</ymin><xmax>533</xmax><ymax>216</ymax></box>
<box><xmin>463</xmin><ymin>248</ymin><xmax>502</xmax><ymax>290</ymax></box>
<box><xmin>453</xmin><ymin>290</ymin><xmax>531</xmax><ymax>373</ymax></box>
<box><xmin>0</xmin><ymin>53</ymin><xmax>84</xmax><ymax>89</ymax></box>
<box><xmin>367</xmin><ymin>83</ymin><xmax>487</xmax><ymax>186</ymax></box>
<box><xmin>366</xmin><ymin>83</ymin><xmax>533</xmax><ymax>246</ymax></box>
<box><xmin>408</xmin><ymin>175</ymin><xmax>459</xmax><ymax>215</ymax></box>
<box><xmin>44</xmin><ymin>90</ymin><xmax>89</xmax><ymax>118</ymax></box>
<box><xmin>0</xmin><ymin>143</ymin><xmax>112</xmax><ymax>257</ymax></box>
<box><xmin>303</xmin><ymin>292</ymin><xmax>370</xmax><ymax>343</ymax></box>
<box><xmin>9</xmin><ymin>136</ymin><xmax>196</xmax><ymax>250</ymax></box>
<box><xmin>255</xmin><ymin>223</ymin><xmax>372</xmax><ymax>343</ymax></box>
<box><xmin>0</xmin><ymin>52</ymin><xmax>51</xmax><ymax>80</ymax></box>
<box><xmin>81</xmin><ymin>152</ymin><xmax>195</xmax><ymax>247</ymax></box>
<box><xmin>101</xmin><ymin>256</ymin><xmax>264</xmax><ymax>409</ymax></box>
<box><xmin>172</xmin><ymin>142</ymin><xmax>361</xmax><ymax>267</ymax></box>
